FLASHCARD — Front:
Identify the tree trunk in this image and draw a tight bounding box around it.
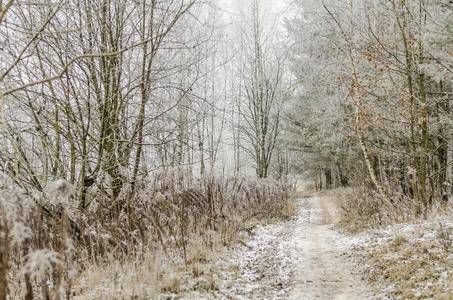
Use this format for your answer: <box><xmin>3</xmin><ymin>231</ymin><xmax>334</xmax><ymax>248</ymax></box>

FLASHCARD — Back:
<box><xmin>325</xmin><ymin>167</ymin><xmax>332</xmax><ymax>189</ymax></box>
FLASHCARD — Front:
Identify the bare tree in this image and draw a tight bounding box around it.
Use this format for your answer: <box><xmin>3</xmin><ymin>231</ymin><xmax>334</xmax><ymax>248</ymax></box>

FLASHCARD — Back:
<box><xmin>240</xmin><ymin>0</ymin><xmax>288</xmax><ymax>178</ymax></box>
<box><xmin>0</xmin><ymin>0</ymin><xmax>205</xmax><ymax>212</ymax></box>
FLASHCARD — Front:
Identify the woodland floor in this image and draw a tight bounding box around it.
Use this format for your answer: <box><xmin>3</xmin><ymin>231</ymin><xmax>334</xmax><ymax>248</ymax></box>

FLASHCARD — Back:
<box><xmin>206</xmin><ymin>193</ymin><xmax>453</xmax><ymax>299</ymax></box>
<box><xmin>76</xmin><ymin>193</ymin><xmax>453</xmax><ymax>299</ymax></box>
<box><xmin>174</xmin><ymin>194</ymin><xmax>375</xmax><ymax>299</ymax></box>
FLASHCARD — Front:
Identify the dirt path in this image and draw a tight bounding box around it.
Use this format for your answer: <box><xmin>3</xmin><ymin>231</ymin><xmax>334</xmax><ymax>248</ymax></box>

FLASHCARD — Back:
<box><xmin>287</xmin><ymin>195</ymin><xmax>371</xmax><ymax>299</ymax></box>
<box><xmin>226</xmin><ymin>195</ymin><xmax>372</xmax><ymax>299</ymax></box>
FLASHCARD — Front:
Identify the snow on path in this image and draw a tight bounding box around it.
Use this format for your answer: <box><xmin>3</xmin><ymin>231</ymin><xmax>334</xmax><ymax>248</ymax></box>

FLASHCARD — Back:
<box><xmin>287</xmin><ymin>196</ymin><xmax>371</xmax><ymax>299</ymax></box>
<box><xmin>227</xmin><ymin>195</ymin><xmax>372</xmax><ymax>299</ymax></box>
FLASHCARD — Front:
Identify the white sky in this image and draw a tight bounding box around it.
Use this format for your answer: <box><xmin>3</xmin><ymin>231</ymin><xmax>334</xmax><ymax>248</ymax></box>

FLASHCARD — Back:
<box><xmin>218</xmin><ymin>0</ymin><xmax>289</xmax><ymax>14</ymax></box>
<box><xmin>206</xmin><ymin>0</ymin><xmax>291</xmax><ymax>43</ymax></box>
<box><xmin>211</xmin><ymin>0</ymin><xmax>290</xmax><ymax>26</ymax></box>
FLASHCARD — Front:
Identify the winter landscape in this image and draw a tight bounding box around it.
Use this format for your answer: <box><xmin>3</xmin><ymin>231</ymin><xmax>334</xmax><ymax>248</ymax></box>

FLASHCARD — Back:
<box><xmin>0</xmin><ymin>0</ymin><xmax>453</xmax><ymax>299</ymax></box>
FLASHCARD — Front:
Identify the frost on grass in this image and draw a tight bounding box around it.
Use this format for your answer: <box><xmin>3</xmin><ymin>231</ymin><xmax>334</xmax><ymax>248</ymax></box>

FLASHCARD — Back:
<box><xmin>345</xmin><ymin>219</ymin><xmax>453</xmax><ymax>298</ymax></box>
<box><xmin>0</xmin><ymin>169</ymin><xmax>295</xmax><ymax>299</ymax></box>
<box><xmin>335</xmin><ymin>187</ymin><xmax>453</xmax><ymax>297</ymax></box>
<box><xmin>21</xmin><ymin>250</ymin><xmax>63</xmax><ymax>282</ymax></box>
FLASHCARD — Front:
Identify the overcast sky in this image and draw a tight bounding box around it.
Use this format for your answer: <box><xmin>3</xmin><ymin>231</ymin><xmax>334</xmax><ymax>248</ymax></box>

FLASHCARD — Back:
<box><xmin>208</xmin><ymin>0</ymin><xmax>291</xmax><ymax>40</ymax></box>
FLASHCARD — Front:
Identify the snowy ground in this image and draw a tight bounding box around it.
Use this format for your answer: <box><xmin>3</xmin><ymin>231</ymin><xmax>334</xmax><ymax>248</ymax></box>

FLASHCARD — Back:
<box><xmin>178</xmin><ymin>195</ymin><xmax>373</xmax><ymax>299</ymax></box>
<box><xmin>75</xmin><ymin>194</ymin><xmax>453</xmax><ymax>299</ymax></box>
<box><xmin>346</xmin><ymin>217</ymin><xmax>453</xmax><ymax>298</ymax></box>
<box><xmin>196</xmin><ymin>194</ymin><xmax>453</xmax><ymax>299</ymax></box>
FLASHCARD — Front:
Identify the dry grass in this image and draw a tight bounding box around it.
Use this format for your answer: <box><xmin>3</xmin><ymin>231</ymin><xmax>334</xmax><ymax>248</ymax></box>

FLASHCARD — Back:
<box><xmin>353</xmin><ymin>224</ymin><xmax>453</xmax><ymax>299</ymax></box>
<box><xmin>0</xmin><ymin>169</ymin><xmax>296</xmax><ymax>299</ymax></box>
<box><xmin>72</xmin><ymin>229</ymin><xmax>248</xmax><ymax>299</ymax></box>
<box><xmin>336</xmin><ymin>187</ymin><xmax>433</xmax><ymax>233</ymax></box>
<box><xmin>337</xmin><ymin>187</ymin><xmax>453</xmax><ymax>298</ymax></box>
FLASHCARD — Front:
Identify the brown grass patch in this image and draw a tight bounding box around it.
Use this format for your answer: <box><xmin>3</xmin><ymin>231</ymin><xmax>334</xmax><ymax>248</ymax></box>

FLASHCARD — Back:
<box><xmin>0</xmin><ymin>169</ymin><xmax>296</xmax><ymax>299</ymax></box>
<box><xmin>353</xmin><ymin>224</ymin><xmax>453</xmax><ymax>299</ymax></box>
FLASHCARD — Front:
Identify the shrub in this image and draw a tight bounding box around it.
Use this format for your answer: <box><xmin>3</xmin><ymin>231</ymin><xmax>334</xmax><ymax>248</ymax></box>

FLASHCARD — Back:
<box><xmin>0</xmin><ymin>169</ymin><xmax>295</xmax><ymax>299</ymax></box>
<box><xmin>337</xmin><ymin>187</ymin><xmax>421</xmax><ymax>232</ymax></box>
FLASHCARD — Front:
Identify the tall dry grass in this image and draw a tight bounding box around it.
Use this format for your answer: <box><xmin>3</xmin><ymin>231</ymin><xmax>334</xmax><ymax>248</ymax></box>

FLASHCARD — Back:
<box><xmin>337</xmin><ymin>187</ymin><xmax>450</xmax><ymax>232</ymax></box>
<box><xmin>0</xmin><ymin>169</ymin><xmax>295</xmax><ymax>299</ymax></box>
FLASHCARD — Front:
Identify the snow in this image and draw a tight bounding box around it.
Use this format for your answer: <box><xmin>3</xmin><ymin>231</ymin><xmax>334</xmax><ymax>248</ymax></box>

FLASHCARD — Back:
<box><xmin>343</xmin><ymin>214</ymin><xmax>453</xmax><ymax>298</ymax></box>
<box><xmin>177</xmin><ymin>195</ymin><xmax>373</xmax><ymax>299</ymax></box>
<box><xmin>74</xmin><ymin>193</ymin><xmax>453</xmax><ymax>299</ymax></box>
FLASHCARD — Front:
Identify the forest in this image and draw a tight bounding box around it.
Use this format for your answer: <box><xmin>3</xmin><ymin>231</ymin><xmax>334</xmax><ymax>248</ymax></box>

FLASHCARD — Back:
<box><xmin>0</xmin><ymin>0</ymin><xmax>452</xmax><ymax>298</ymax></box>
<box><xmin>287</xmin><ymin>0</ymin><xmax>453</xmax><ymax>213</ymax></box>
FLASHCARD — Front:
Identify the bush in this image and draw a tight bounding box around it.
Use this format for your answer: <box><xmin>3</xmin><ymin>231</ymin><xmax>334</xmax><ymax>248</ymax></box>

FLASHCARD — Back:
<box><xmin>0</xmin><ymin>169</ymin><xmax>295</xmax><ymax>299</ymax></box>
<box><xmin>337</xmin><ymin>187</ymin><xmax>421</xmax><ymax>232</ymax></box>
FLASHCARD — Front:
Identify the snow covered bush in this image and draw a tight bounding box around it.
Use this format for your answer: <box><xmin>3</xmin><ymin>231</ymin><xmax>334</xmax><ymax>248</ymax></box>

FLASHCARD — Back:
<box><xmin>0</xmin><ymin>175</ymin><xmax>79</xmax><ymax>300</ymax></box>
<box><xmin>78</xmin><ymin>167</ymin><xmax>296</xmax><ymax>261</ymax></box>
<box><xmin>0</xmin><ymin>169</ymin><xmax>295</xmax><ymax>299</ymax></box>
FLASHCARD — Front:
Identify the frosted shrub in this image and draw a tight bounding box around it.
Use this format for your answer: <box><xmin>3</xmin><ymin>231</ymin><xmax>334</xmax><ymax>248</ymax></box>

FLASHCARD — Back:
<box><xmin>0</xmin><ymin>188</ymin><xmax>35</xmax><ymax>231</ymax></box>
<box><xmin>0</xmin><ymin>174</ymin><xmax>79</xmax><ymax>300</ymax></box>
<box><xmin>21</xmin><ymin>249</ymin><xmax>63</xmax><ymax>282</ymax></box>
<box><xmin>0</xmin><ymin>176</ymin><xmax>38</xmax><ymax>300</ymax></box>
<box><xmin>0</xmin><ymin>177</ymin><xmax>36</xmax><ymax>252</ymax></box>
<box><xmin>72</xmin><ymin>167</ymin><xmax>295</xmax><ymax>264</ymax></box>
<box><xmin>0</xmin><ymin>169</ymin><xmax>295</xmax><ymax>298</ymax></box>
<box><xmin>116</xmin><ymin>168</ymin><xmax>296</xmax><ymax>258</ymax></box>
<box><xmin>44</xmin><ymin>179</ymin><xmax>77</xmax><ymax>218</ymax></box>
<box><xmin>9</xmin><ymin>222</ymin><xmax>33</xmax><ymax>248</ymax></box>
<box><xmin>338</xmin><ymin>187</ymin><xmax>421</xmax><ymax>232</ymax></box>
